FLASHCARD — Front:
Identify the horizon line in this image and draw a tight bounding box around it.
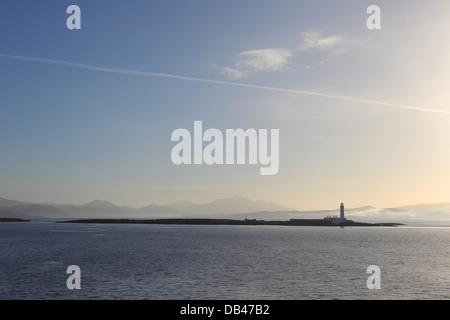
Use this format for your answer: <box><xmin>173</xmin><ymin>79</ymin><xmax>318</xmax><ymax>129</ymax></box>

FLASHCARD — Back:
<box><xmin>1</xmin><ymin>194</ymin><xmax>450</xmax><ymax>211</ymax></box>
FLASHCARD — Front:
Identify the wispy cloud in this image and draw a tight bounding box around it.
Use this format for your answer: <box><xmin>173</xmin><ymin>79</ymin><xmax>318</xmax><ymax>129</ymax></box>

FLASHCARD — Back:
<box><xmin>216</xmin><ymin>31</ymin><xmax>353</xmax><ymax>77</ymax></box>
<box><xmin>299</xmin><ymin>31</ymin><xmax>346</xmax><ymax>51</ymax></box>
<box><xmin>1</xmin><ymin>53</ymin><xmax>450</xmax><ymax>115</ymax></box>
<box><xmin>298</xmin><ymin>31</ymin><xmax>355</xmax><ymax>67</ymax></box>
<box><xmin>218</xmin><ymin>49</ymin><xmax>293</xmax><ymax>79</ymax></box>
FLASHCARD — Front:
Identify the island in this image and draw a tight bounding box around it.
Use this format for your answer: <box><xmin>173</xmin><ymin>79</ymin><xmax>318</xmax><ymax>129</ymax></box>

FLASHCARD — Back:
<box><xmin>60</xmin><ymin>202</ymin><xmax>403</xmax><ymax>227</ymax></box>
<box><xmin>0</xmin><ymin>218</ymin><xmax>30</xmax><ymax>222</ymax></box>
<box><xmin>60</xmin><ymin>218</ymin><xmax>402</xmax><ymax>227</ymax></box>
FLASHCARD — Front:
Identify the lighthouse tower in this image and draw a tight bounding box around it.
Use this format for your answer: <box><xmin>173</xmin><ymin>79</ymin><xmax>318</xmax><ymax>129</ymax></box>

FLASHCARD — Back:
<box><xmin>323</xmin><ymin>202</ymin><xmax>347</xmax><ymax>224</ymax></box>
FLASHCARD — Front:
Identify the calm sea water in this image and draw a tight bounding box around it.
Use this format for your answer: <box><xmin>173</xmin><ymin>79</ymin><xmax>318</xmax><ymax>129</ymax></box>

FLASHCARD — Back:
<box><xmin>0</xmin><ymin>221</ymin><xmax>449</xmax><ymax>300</ymax></box>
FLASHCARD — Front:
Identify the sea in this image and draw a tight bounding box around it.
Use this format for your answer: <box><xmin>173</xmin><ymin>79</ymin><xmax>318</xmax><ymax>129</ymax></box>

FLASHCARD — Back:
<box><xmin>0</xmin><ymin>220</ymin><xmax>449</xmax><ymax>300</ymax></box>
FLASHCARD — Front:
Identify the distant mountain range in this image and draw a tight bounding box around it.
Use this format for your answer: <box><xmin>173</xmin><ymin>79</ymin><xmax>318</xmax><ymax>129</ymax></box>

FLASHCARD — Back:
<box><xmin>1</xmin><ymin>196</ymin><xmax>450</xmax><ymax>221</ymax></box>
<box><xmin>0</xmin><ymin>195</ymin><xmax>292</xmax><ymax>219</ymax></box>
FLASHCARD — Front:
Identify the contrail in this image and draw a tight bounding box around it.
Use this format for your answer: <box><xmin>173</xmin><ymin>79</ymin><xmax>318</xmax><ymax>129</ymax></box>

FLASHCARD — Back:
<box><xmin>1</xmin><ymin>53</ymin><xmax>449</xmax><ymax>115</ymax></box>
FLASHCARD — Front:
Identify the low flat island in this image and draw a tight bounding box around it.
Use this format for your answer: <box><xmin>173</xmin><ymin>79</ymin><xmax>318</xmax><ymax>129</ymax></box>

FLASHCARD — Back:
<box><xmin>60</xmin><ymin>218</ymin><xmax>403</xmax><ymax>227</ymax></box>
<box><xmin>0</xmin><ymin>218</ymin><xmax>30</xmax><ymax>222</ymax></box>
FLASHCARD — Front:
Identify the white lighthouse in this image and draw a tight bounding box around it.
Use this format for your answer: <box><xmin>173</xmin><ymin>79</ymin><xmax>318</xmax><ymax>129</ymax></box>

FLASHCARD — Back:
<box><xmin>323</xmin><ymin>202</ymin><xmax>347</xmax><ymax>224</ymax></box>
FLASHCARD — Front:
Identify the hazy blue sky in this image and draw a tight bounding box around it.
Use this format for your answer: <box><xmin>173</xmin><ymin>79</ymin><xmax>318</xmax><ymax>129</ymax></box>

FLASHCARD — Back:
<box><xmin>1</xmin><ymin>1</ymin><xmax>450</xmax><ymax>209</ymax></box>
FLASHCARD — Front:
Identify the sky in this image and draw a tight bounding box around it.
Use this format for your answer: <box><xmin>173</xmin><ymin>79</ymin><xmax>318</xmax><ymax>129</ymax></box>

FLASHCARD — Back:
<box><xmin>1</xmin><ymin>0</ymin><xmax>450</xmax><ymax>210</ymax></box>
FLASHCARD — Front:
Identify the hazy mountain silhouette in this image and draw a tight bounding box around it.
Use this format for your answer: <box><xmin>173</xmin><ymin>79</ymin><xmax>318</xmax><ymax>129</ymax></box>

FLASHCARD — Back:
<box><xmin>58</xmin><ymin>200</ymin><xmax>134</xmax><ymax>218</ymax></box>
<box><xmin>1</xmin><ymin>196</ymin><xmax>450</xmax><ymax>221</ymax></box>
<box><xmin>82</xmin><ymin>200</ymin><xmax>128</xmax><ymax>209</ymax></box>
<box><xmin>0</xmin><ymin>195</ymin><xmax>293</xmax><ymax>219</ymax></box>
<box><xmin>136</xmin><ymin>204</ymin><xmax>179</xmax><ymax>216</ymax></box>
<box><xmin>166</xmin><ymin>200</ymin><xmax>194</xmax><ymax>212</ymax></box>
<box><xmin>0</xmin><ymin>204</ymin><xmax>65</xmax><ymax>217</ymax></box>
<box><xmin>177</xmin><ymin>195</ymin><xmax>293</xmax><ymax>215</ymax></box>
<box><xmin>0</xmin><ymin>197</ymin><xmax>29</xmax><ymax>207</ymax></box>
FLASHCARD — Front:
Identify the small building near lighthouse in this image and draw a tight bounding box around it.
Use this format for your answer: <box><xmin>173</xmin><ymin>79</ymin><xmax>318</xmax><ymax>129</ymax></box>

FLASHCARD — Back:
<box><xmin>323</xmin><ymin>203</ymin><xmax>347</xmax><ymax>224</ymax></box>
